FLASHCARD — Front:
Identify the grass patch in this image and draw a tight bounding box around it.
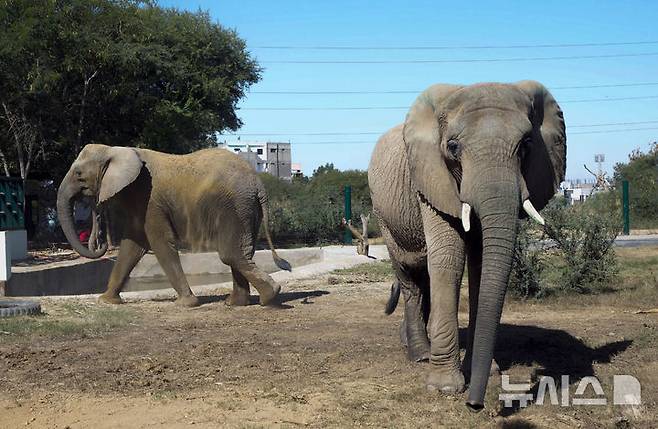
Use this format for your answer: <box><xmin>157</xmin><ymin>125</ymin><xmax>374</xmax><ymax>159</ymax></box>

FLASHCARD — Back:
<box><xmin>336</xmin><ymin>246</ymin><xmax>656</xmax><ymax>308</ymax></box>
<box><xmin>0</xmin><ymin>301</ymin><xmax>137</xmax><ymax>339</ymax></box>
<box><xmin>331</xmin><ymin>261</ymin><xmax>393</xmax><ymax>283</ymax></box>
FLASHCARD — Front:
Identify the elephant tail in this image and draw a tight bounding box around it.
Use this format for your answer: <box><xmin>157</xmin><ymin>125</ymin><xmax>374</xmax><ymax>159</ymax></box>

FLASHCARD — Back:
<box><xmin>384</xmin><ymin>280</ymin><xmax>401</xmax><ymax>315</ymax></box>
<box><xmin>257</xmin><ymin>183</ymin><xmax>292</xmax><ymax>272</ymax></box>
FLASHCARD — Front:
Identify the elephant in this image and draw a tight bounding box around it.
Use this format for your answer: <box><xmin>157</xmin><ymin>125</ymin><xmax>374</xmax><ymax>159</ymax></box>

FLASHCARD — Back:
<box><xmin>57</xmin><ymin>144</ymin><xmax>291</xmax><ymax>307</ymax></box>
<box><xmin>368</xmin><ymin>81</ymin><xmax>566</xmax><ymax>410</ymax></box>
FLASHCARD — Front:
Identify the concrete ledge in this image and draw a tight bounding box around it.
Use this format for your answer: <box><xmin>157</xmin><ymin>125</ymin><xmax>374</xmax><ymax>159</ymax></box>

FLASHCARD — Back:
<box><xmin>4</xmin><ymin>245</ymin><xmax>378</xmax><ymax>298</ymax></box>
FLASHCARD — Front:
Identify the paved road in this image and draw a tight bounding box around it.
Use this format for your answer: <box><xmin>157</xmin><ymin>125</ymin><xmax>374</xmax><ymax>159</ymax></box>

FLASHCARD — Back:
<box><xmin>615</xmin><ymin>235</ymin><xmax>658</xmax><ymax>248</ymax></box>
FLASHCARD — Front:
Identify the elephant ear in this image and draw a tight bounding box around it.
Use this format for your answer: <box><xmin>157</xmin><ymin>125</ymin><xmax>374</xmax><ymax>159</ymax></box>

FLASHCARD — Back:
<box><xmin>515</xmin><ymin>80</ymin><xmax>567</xmax><ymax>212</ymax></box>
<box><xmin>98</xmin><ymin>146</ymin><xmax>143</xmax><ymax>204</ymax></box>
<box><xmin>403</xmin><ymin>84</ymin><xmax>463</xmax><ymax>219</ymax></box>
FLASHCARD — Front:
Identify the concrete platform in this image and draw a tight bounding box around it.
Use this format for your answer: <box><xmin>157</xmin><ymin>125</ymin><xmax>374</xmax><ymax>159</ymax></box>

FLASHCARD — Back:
<box><xmin>3</xmin><ymin>245</ymin><xmax>389</xmax><ymax>300</ymax></box>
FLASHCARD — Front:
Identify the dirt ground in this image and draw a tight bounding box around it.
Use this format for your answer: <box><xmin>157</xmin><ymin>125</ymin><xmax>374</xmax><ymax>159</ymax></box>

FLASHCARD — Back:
<box><xmin>0</xmin><ymin>261</ymin><xmax>657</xmax><ymax>428</ymax></box>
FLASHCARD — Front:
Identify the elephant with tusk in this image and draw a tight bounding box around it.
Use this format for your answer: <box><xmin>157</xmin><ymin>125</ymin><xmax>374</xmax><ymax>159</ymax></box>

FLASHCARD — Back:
<box><xmin>369</xmin><ymin>81</ymin><xmax>566</xmax><ymax>410</ymax></box>
<box><xmin>57</xmin><ymin>144</ymin><xmax>291</xmax><ymax>308</ymax></box>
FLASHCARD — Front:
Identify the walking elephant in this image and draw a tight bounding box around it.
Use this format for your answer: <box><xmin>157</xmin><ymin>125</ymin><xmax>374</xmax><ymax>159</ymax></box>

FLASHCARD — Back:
<box><xmin>369</xmin><ymin>81</ymin><xmax>566</xmax><ymax>410</ymax></box>
<box><xmin>57</xmin><ymin>144</ymin><xmax>291</xmax><ymax>307</ymax></box>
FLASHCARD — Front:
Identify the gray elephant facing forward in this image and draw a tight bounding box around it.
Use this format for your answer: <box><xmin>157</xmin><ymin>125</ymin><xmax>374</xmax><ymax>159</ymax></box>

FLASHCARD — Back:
<box><xmin>369</xmin><ymin>81</ymin><xmax>566</xmax><ymax>410</ymax></box>
<box><xmin>57</xmin><ymin>145</ymin><xmax>291</xmax><ymax>307</ymax></box>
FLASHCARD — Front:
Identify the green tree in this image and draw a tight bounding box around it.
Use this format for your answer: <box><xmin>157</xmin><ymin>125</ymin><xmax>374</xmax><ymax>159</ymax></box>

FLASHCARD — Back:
<box><xmin>0</xmin><ymin>0</ymin><xmax>261</xmax><ymax>182</ymax></box>
<box><xmin>260</xmin><ymin>167</ymin><xmax>376</xmax><ymax>246</ymax></box>
<box><xmin>613</xmin><ymin>142</ymin><xmax>658</xmax><ymax>228</ymax></box>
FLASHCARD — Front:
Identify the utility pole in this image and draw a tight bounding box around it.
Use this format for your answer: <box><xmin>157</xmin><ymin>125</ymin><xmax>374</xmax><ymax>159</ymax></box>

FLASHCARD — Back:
<box><xmin>276</xmin><ymin>143</ymin><xmax>280</xmax><ymax>179</ymax></box>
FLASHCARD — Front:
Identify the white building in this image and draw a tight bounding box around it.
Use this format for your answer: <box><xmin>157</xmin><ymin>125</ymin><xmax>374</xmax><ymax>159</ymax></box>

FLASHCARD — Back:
<box><xmin>561</xmin><ymin>180</ymin><xmax>596</xmax><ymax>204</ymax></box>
<box><xmin>219</xmin><ymin>141</ymin><xmax>293</xmax><ymax>180</ymax></box>
<box><xmin>291</xmin><ymin>163</ymin><xmax>303</xmax><ymax>178</ymax></box>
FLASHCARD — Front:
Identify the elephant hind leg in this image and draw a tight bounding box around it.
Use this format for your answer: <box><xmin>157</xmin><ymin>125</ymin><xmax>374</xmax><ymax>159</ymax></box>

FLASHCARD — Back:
<box><xmin>230</xmin><ymin>258</ymin><xmax>280</xmax><ymax>306</ymax></box>
<box><xmin>226</xmin><ymin>267</ymin><xmax>251</xmax><ymax>306</ymax></box>
<box><xmin>393</xmin><ymin>261</ymin><xmax>431</xmax><ymax>363</ymax></box>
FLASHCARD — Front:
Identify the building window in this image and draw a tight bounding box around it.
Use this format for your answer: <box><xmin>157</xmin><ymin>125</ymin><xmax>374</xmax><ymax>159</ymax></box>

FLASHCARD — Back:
<box><xmin>257</xmin><ymin>148</ymin><xmax>263</xmax><ymax>155</ymax></box>
<box><xmin>234</xmin><ymin>148</ymin><xmax>240</xmax><ymax>152</ymax></box>
<box><xmin>270</xmin><ymin>148</ymin><xmax>276</xmax><ymax>153</ymax></box>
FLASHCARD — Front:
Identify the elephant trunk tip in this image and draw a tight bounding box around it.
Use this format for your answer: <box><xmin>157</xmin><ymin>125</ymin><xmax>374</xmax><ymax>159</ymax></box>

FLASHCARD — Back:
<box><xmin>465</xmin><ymin>400</ymin><xmax>485</xmax><ymax>412</ymax></box>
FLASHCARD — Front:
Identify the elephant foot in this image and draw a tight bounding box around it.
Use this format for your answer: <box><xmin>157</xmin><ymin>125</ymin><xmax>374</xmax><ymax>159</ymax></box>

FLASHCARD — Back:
<box><xmin>258</xmin><ymin>283</ymin><xmax>281</xmax><ymax>306</ymax></box>
<box><xmin>98</xmin><ymin>293</ymin><xmax>123</xmax><ymax>305</ymax></box>
<box><xmin>175</xmin><ymin>295</ymin><xmax>200</xmax><ymax>308</ymax></box>
<box><xmin>226</xmin><ymin>292</ymin><xmax>250</xmax><ymax>306</ymax></box>
<box><xmin>426</xmin><ymin>368</ymin><xmax>465</xmax><ymax>395</ymax></box>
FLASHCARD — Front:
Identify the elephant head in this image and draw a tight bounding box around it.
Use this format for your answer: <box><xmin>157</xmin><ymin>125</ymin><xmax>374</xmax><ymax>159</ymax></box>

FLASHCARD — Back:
<box><xmin>403</xmin><ymin>81</ymin><xmax>566</xmax><ymax>409</ymax></box>
<box><xmin>57</xmin><ymin>144</ymin><xmax>143</xmax><ymax>258</ymax></box>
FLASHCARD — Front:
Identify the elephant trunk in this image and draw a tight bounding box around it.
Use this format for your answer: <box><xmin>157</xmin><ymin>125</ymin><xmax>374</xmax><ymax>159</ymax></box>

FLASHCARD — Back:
<box><xmin>465</xmin><ymin>170</ymin><xmax>520</xmax><ymax>410</ymax></box>
<box><xmin>57</xmin><ymin>172</ymin><xmax>108</xmax><ymax>259</ymax></box>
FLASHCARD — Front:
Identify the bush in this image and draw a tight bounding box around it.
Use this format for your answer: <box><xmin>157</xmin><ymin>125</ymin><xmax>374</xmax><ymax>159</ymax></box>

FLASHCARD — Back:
<box><xmin>509</xmin><ymin>219</ymin><xmax>548</xmax><ymax>299</ymax></box>
<box><xmin>543</xmin><ymin>197</ymin><xmax>621</xmax><ymax>293</ymax></box>
<box><xmin>510</xmin><ymin>196</ymin><xmax>621</xmax><ymax>298</ymax></box>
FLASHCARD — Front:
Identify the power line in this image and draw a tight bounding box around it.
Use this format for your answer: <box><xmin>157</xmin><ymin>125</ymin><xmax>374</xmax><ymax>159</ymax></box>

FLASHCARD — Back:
<box><xmin>250</xmin><ymin>82</ymin><xmax>658</xmax><ymax>95</ymax></box>
<box><xmin>240</xmin><ymin>95</ymin><xmax>658</xmax><ymax>111</ymax></box>
<box><xmin>569</xmin><ymin>126</ymin><xmax>658</xmax><ymax>135</ymax></box>
<box><xmin>222</xmin><ymin>120</ymin><xmax>658</xmax><ymax>137</ymax></box>
<box><xmin>254</xmin><ymin>40</ymin><xmax>658</xmax><ymax>51</ymax></box>
<box><xmin>562</xmin><ymin>95</ymin><xmax>658</xmax><ymax>103</ymax></box>
<box><xmin>262</xmin><ymin>51</ymin><xmax>658</xmax><ymax>64</ymax></box>
<box><xmin>222</xmin><ymin>127</ymin><xmax>658</xmax><ymax>145</ymax></box>
<box><xmin>570</xmin><ymin>120</ymin><xmax>658</xmax><ymax>128</ymax></box>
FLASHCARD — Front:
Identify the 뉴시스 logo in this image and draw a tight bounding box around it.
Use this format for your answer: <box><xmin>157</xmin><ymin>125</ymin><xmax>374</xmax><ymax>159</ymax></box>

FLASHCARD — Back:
<box><xmin>499</xmin><ymin>374</ymin><xmax>641</xmax><ymax>408</ymax></box>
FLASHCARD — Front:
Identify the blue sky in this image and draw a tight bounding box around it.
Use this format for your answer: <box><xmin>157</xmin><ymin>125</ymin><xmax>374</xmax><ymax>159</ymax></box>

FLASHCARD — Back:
<box><xmin>161</xmin><ymin>0</ymin><xmax>658</xmax><ymax>179</ymax></box>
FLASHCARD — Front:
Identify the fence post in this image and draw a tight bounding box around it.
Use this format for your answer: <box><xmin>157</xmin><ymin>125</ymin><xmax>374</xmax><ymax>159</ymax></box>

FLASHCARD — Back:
<box><xmin>344</xmin><ymin>185</ymin><xmax>352</xmax><ymax>244</ymax></box>
<box><xmin>622</xmin><ymin>180</ymin><xmax>630</xmax><ymax>235</ymax></box>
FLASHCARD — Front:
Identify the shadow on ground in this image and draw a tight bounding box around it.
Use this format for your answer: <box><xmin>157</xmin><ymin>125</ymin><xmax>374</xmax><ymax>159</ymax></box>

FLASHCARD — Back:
<box><xmin>196</xmin><ymin>289</ymin><xmax>331</xmax><ymax>307</ymax></box>
<box><xmin>457</xmin><ymin>324</ymin><xmax>632</xmax><ymax>417</ymax></box>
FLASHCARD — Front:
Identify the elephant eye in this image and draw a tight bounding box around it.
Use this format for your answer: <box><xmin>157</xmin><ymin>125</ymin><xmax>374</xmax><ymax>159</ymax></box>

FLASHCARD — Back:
<box><xmin>446</xmin><ymin>139</ymin><xmax>461</xmax><ymax>158</ymax></box>
<box><xmin>519</xmin><ymin>136</ymin><xmax>532</xmax><ymax>157</ymax></box>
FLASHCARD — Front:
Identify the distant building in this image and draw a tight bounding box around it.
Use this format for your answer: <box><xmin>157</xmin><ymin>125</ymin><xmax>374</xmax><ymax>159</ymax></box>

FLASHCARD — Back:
<box><xmin>291</xmin><ymin>163</ymin><xmax>303</xmax><ymax>178</ymax></box>
<box><xmin>561</xmin><ymin>179</ymin><xmax>596</xmax><ymax>204</ymax></box>
<box><xmin>219</xmin><ymin>141</ymin><xmax>293</xmax><ymax>180</ymax></box>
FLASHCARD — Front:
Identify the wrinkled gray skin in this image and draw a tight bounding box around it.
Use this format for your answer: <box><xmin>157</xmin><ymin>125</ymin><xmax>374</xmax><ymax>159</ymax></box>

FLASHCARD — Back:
<box><xmin>57</xmin><ymin>144</ymin><xmax>291</xmax><ymax>308</ymax></box>
<box><xmin>369</xmin><ymin>81</ymin><xmax>566</xmax><ymax>410</ymax></box>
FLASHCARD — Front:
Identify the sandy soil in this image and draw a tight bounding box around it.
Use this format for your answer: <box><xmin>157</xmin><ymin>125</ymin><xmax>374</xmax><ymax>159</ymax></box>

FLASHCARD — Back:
<box><xmin>0</xmin><ymin>270</ymin><xmax>656</xmax><ymax>428</ymax></box>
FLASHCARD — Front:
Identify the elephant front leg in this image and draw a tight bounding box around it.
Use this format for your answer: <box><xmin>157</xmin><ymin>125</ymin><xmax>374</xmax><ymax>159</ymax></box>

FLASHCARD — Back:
<box><xmin>421</xmin><ymin>204</ymin><xmax>466</xmax><ymax>394</ymax></box>
<box><xmin>99</xmin><ymin>238</ymin><xmax>147</xmax><ymax>305</ymax></box>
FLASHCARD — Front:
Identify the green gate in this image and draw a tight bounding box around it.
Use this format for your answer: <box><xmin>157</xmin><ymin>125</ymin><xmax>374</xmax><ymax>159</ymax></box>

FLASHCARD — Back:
<box><xmin>0</xmin><ymin>178</ymin><xmax>25</xmax><ymax>230</ymax></box>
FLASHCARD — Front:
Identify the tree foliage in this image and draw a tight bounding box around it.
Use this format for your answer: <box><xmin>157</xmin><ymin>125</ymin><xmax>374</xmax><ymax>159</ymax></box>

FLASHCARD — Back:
<box><xmin>260</xmin><ymin>165</ymin><xmax>375</xmax><ymax>246</ymax></box>
<box><xmin>0</xmin><ymin>0</ymin><xmax>260</xmax><ymax>182</ymax></box>
<box><xmin>613</xmin><ymin>142</ymin><xmax>658</xmax><ymax>228</ymax></box>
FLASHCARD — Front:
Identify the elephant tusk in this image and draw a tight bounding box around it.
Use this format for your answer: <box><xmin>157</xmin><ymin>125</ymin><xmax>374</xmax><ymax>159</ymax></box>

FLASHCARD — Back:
<box><xmin>523</xmin><ymin>199</ymin><xmax>545</xmax><ymax>225</ymax></box>
<box><xmin>461</xmin><ymin>203</ymin><xmax>471</xmax><ymax>232</ymax></box>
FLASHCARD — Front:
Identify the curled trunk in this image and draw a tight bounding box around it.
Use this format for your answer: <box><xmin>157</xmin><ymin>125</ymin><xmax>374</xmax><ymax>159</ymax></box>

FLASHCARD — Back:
<box><xmin>466</xmin><ymin>177</ymin><xmax>519</xmax><ymax>410</ymax></box>
<box><xmin>56</xmin><ymin>173</ymin><xmax>108</xmax><ymax>259</ymax></box>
